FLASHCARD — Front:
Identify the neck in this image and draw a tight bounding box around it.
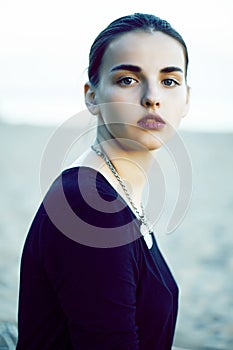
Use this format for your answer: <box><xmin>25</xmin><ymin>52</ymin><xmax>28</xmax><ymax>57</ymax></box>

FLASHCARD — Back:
<box><xmin>93</xmin><ymin>137</ymin><xmax>155</xmax><ymax>205</ymax></box>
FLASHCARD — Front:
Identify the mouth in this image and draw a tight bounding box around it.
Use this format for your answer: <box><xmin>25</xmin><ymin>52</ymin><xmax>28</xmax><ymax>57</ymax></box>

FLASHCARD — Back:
<box><xmin>137</xmin><ymin>114</ymin><xmax>166</xmax><ymax>131</ymax></box>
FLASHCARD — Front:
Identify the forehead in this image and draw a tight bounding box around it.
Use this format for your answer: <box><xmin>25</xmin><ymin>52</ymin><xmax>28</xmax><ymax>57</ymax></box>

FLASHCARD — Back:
<box><xmin>101</xmin><ymin>31</ymin><xmax>185</xmax><ymax>71</ymax></box>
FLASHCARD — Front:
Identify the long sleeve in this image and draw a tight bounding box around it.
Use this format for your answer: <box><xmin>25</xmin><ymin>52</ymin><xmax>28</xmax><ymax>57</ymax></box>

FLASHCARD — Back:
<box><xmin>17</xmin><ymin>167</ymin><xmax>141</xmax><ymax>350</ymax></box>
<box><xmin>44</xmin><ymin>221</ymin><xmax>140</xmax><ymax>350</ymax></box>
<box><xmin>17</xmin><ymin>167</ymin><xmax>178</xmax><ymax>350</ymax></box>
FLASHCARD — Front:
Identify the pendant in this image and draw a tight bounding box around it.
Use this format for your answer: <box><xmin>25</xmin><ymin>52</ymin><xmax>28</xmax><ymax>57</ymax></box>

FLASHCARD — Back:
<box><xmin>140</xmin><ymin>224</ymin><xmax>153</xmax><ymax>249</ymax></box>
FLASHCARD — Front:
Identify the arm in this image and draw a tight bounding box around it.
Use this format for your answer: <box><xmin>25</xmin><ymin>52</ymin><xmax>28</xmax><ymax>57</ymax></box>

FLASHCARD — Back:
<box><xmin>42</xmin><ymin>168</ymin><xmax>141</xmax><ymax>349</ymax></box>
<box><xmin>44</xmin><ymin>222</ymin><xmax>140</xmax><ymax>350</ymax></box>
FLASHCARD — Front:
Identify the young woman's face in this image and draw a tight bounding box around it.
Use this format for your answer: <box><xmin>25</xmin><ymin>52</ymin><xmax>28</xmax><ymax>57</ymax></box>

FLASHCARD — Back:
<box><xmin>86</xmin><ymin>31</ymin><xmax>189</xmax><ymax>150</ymax></box>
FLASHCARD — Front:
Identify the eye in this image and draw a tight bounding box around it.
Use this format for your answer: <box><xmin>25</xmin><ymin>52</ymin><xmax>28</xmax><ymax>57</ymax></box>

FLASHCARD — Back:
<box><xmin>117</xmin><ymin>76</ymin><xmax>138</xmax><ymax>86</ymax></box>
<box><xmin>162</xmin><ymin>79</ymin><xmax>179</xmax><ymax>87</ymax></box>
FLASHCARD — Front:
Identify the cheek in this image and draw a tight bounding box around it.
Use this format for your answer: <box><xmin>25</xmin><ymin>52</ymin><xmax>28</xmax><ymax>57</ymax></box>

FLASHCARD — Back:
<box><xmin>99</xmin><ymin>102</ymin><xmax>141</xmax><ymax>124</ymax></box>
<box><xmin>97</xmin><ymin>85</ymin><xmax>129</xmax><ymax>103</ymax></box>
<box><xmin>99</xmin><ymin>103</ymin><xmax>128</xmax><ymax>124</ymax></box>
<box><xmin>166</xmin><ymin>90</ymin><xmax>188</xmax><ymax>115</ymax></box>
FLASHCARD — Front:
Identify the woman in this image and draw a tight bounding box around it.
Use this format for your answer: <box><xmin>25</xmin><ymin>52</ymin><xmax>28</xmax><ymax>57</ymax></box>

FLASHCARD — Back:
<box><xmin>16</xmin><ymin>13</ymin><xmax>190</xmax><ymax>349</ymax></box>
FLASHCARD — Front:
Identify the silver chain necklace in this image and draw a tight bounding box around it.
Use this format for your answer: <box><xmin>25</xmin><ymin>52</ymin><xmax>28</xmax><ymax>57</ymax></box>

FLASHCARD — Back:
<box><xmin>91</xmin><ymin>144</ymin><xmax>153</xmax><ymax>247</ymax></box>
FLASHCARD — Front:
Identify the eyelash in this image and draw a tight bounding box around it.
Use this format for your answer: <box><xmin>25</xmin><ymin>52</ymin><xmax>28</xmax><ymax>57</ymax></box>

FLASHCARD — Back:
<box><xmin>161</xmin><ymin>78</ymin><xmax>180</xmax><ymax>87</ymax></box>
<box><xmin>116</xmin><ymin>76</ymin><xmax>180</xmax><ymax>88</ymax></box>
<box><xmin>117</xmin><ymin>76</ymin><xmax>138</xmax><ymax>86</ymax></box>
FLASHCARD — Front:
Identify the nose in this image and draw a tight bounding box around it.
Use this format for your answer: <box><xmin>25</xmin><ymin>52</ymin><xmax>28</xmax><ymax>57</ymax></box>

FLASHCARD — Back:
<box><xmin>141</xmin><ymin>84</ymin><xmax>160</xmax><ymax>109</ymax></box>
<box><xmin>142</xmin><ymin>97</ymin><xmax>160</xmax><ymax>109</ymax></box>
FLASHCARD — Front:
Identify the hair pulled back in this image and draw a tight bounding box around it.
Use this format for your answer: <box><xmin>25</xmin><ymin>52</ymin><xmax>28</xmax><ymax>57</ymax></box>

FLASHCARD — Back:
<box><xmin>88</xmin><ymin>13</ymin><xmax>189</xmax><ymax>87</ymax></box>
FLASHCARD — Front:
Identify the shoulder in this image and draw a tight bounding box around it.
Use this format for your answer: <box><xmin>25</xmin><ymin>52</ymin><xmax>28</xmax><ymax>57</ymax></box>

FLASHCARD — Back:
<box><xmin>45</xmin><ymin>166</ymin><xmax>120</xmax><ymax>216</ymax></box>
<box><xmin>62</xmin><ymin>166</ymin><xmax>118</xmax><ymax>201</ymax></box>
<box><xmin>41</xmin><ymin>166</ymin><xmax>141</xmax><ymax>248</ymax></box>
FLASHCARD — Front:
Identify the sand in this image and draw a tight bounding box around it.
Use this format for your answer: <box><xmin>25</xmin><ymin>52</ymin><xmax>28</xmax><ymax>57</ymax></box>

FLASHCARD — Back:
<box><xmin>0</xmin><ymin>122</ymin><xmax>232</xmax><ymax>350</ymax></box>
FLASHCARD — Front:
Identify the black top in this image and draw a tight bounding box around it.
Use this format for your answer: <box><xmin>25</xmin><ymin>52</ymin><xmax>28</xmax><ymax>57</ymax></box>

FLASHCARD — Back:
<box><xmin>16</xmin><ymin>167</ymin><xmax>178</xmax><ymax>350</ymax></box>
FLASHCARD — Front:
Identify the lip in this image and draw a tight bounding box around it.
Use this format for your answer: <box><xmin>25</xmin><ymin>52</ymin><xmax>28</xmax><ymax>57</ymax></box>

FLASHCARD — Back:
<box><xmin>137</xmin><ymin>114</ymin><xmax>166</xmax><ymax>130</ymax></box>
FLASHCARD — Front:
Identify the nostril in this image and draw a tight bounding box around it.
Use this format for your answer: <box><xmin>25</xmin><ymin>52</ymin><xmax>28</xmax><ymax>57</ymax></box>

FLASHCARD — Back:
<box><xmin>142</xmin><ymin>96</ymin><xmax>160</xmax><ymax>108</ymax></box>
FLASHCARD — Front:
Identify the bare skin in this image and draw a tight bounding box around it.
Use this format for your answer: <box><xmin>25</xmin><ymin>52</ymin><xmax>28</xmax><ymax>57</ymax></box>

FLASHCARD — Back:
<box><xmin>75</xmin><ymin>30</ymin><xmax>190</xmax><ymax>212</ymax></box>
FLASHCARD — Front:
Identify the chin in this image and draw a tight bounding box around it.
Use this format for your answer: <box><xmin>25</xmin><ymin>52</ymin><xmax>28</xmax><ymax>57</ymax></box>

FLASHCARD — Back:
<box><xmin>135</xmin><ymin>132</ymin><xmax>165</xmax><ymax>151</ymax></box>
<box><xmin>148</xmin><ymin>143</ymin><xmax>163</xmax><ymax>151</ymax></box>
<box><xmin>146</xmin><ymin>141</ymin><xmax>164</xmax><ymax>152</ymax></box>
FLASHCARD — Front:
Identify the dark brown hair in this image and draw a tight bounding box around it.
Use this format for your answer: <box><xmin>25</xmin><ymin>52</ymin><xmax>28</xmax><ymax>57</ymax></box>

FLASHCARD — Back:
<box><xmin>88</xmin><ymin>13</ymin><xmax>189</xmax><ymax>86</ymax></box>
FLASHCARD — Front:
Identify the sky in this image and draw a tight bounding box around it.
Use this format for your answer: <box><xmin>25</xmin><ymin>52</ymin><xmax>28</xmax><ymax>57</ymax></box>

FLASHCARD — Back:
<box><xmin>0</xmin><ymin>0</ymin><xmax>233</xmax><ymax>132</ymax></box>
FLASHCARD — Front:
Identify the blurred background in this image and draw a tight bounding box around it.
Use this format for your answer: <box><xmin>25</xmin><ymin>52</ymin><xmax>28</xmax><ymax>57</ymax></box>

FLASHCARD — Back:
<box><xmin>0</xmin><ymin>0</ymin><xmax>233</xmax><ymax>349</ymax></box>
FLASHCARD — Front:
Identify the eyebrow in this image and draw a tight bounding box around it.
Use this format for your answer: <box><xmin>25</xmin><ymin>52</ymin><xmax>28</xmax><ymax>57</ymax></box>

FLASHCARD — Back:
<box><xmin>111</xmin><ymin>64</ymin><xmax>141</xmax><ymax>73</ymax></box>
<box><xmin>160</xmin><ymin>66</ymin><xmax>183</xmax><ymax>74</ymax></box>
<box><xmin>110</xmin><ymin>64</ymin><xmax>183</xmax><ymax>74</ymax></box>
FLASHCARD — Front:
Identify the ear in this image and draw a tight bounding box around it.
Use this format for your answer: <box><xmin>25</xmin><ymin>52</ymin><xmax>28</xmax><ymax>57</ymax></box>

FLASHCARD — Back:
<box><xmin>84</xmin><ymin>82</ymin><xmax>100</xmax><ymax>115</ymax></box>
<box><xmin>182</xmin><ymin>85</ymin><xmax>191</xmax><ymax>118</ymax></box>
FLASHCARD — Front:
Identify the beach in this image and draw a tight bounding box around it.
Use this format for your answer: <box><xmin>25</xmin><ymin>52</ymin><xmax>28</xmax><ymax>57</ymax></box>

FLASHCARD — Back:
<box><xmin>0</xmin><ymin>122</ymin><xmax>232</xmax><ymax>349</ymax></box>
